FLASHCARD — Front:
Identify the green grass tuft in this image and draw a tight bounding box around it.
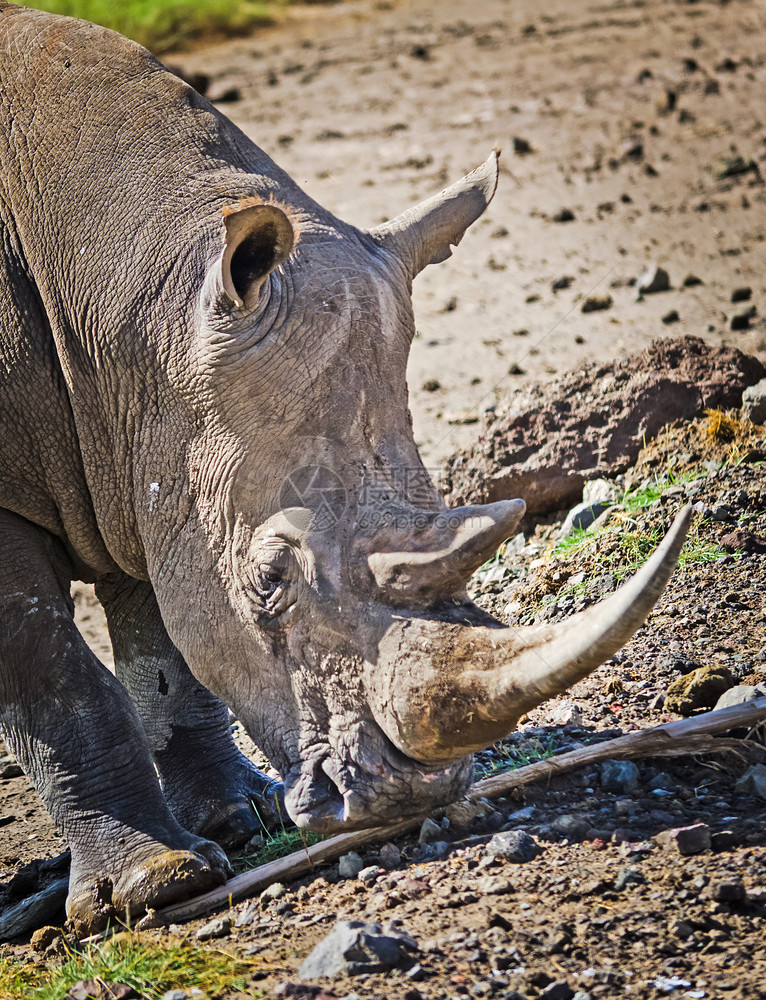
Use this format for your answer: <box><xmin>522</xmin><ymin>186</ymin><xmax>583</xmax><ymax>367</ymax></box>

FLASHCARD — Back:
<box><xmin>237</xmin><ymin>824</ymin><xmax>324</xmax><ymax>871</ymax></box>
<box><xmin>474</xmin><ymin>735</ymin><xmax>555</xmax><ymax>781</ymax></box>
<box><xmin>1</xmin><ymin>933</ymin><xmax>261</xmax><ymax>999</ymax></box>
<box><xmin>17</xmin><ymin>0</ymin><xmax>287</xmax><ymax>53</ymax></box>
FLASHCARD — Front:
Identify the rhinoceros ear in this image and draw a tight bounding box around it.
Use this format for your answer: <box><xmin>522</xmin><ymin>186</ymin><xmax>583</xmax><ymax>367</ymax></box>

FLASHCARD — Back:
<box><xmin>211</xmin><ymin>203</ymin><xmax>295</xmax><ymax>312</ymax></box>
<box><xmin>368</xmin><ymin>150</ymin><xmax>499</xmax><ymax>278</ymax></box>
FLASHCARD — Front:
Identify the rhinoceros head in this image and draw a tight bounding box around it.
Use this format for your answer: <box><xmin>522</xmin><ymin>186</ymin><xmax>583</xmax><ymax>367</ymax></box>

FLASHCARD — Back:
<box><xmin>145</xmin><ymin>152</ymin><xmax>689</xmax><ymax>832</ymax></box>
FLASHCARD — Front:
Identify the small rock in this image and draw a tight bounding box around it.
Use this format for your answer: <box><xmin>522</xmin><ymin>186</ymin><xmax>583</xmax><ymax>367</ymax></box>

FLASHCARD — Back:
<box><xmin>683</xmin><ymin>274</ymin><xmax>703</xmax><ymax>287</ymax></box>
<box><xmin>583</xmin><ymin>478</ymin><xmax>619</xmax><ymax>504</ymax></box>
<box><xmin>573</xmin><ymin>994</ymin><xmax>593</xmax><ymax>1000</ymax></box>
<box><xmin>664</xmin><ymin>664</ymin><xmax>735</xmax><ymax>715</ymax></box>
<box><xmin>338</xmin><ymin>853</ymin><xmax>365</xmax><ymax>879</ymax></box>
<box><xmin>235</xmin><ymin>901</ymin><xmax>258</xmax><ymax>927</ymax></box>
<box><xmin>714</xmin><ymin>683</ymin><xmax>766</xmax><ymax>710</ymax></box>
<box><xmin>552</xmin><ymin>275</ymin><xmax>573</xmax><ymax>291</ymax></box>
<box><xmin>540</xmin><ymin>983</ymin><xmax>574</xmax><ymax>1000</ymax></box>
<box><xmin>709</xmin><ymin>879</ymin><xmax>746</xmax><ymax>904</ymax></box>
<box><xmin>195</xmin><ymin>916</ymin><xmax>231</xmax><ymax>941</ymax></box>
<box><xmin>0</xmin><ymin>763</ymin><xmax>23</xmax><ymax>779</ymax></box>
<box><xmin>406</xmin><ymin>963</ymin><xmax>426</xmax><ymax>981</ymax></box>
<box><xmin>67</xmin><ymin>983</ymin><xmax>139</xmax><ymax>1000</ymax></box>
<box><xmin>444</xmin><ymin>797</ymin><xmax>489</xmax><ymax>833</ymax></box>
<box><xmin>475</xmin><ymin>875</ymin><xmax>513</xmax><ymax>895</ymax></box>
<box><xmin>550</xmin><ymin>814</ymin><xmax>591</xmax><ymax>841</ymax></box>
<box><xmin>711</xmin><ymin>155</ymin><xmax>757</xmax><ymax>181</ymax></box>
<box><xmin>507</xmin><ymin>805</ymin><xmax>536</xmax><ymax>822</ymax></box>
<box><xmin>244</xmin><ymin>832</ymin><xmax>264</xmax><ymax>853</ymax></box>
<box><xmin>580</xmin><ymin>294</ymin><xmax>612</xmax><ymax>313</ymax></box>
<box><xmin>549</xmin><ymin>701</ymin><xmax>583</xmax><ymax>727</ymax></box>
<box><xmin>485</xmin><ymin>830</ymin><xmax>540</xmax><ymax>863</ymax></box>
<box><xmin>742</xmin><ymin>378</ymin><xmax>766</xmax><ymax>424</ymax></box>
<box><xmin>413</xmin><ymin>840</ymin><xmax>449</xmax><ymax>862</ymax></box>
<box><xmin>731</xmin><ymin>307</ymin><xmax>756</xmax><ymax>331</ymax></box>
<box><xmin>557</xmin><ymin>500</ymin><xmax>613</xmax><ymax>539</ymax></box>
<box><xmin>600</xmin><ymin>759</ymin><xmax>640</xmax><ymax>794</ymax></box>
<box><xmin>512</xmin><ymin>136</ymin><xmax>532</xmax><ymax>154</ymax></box>
<box><xmin>614</xmin><ymin>867</ymin><xmax>645</xmax><ymax>891</ymax></box>
<box><xmin>357</xmin><ymin>866</ymin><xmax>381</xmax><ymax>887</ymax></box>
<box><xmin>654</xmin><ymin>88</ymin><xmax>676</xmax><ymax>114</ymax></box>
<box><xmin>422</xmin><ymin>378</ymin><xmax>441</xmax><ymax>392</ymax></box>
<box><xmin>662</xmin><ymin>309</ymin><xmax>680</xmax><ymax>325</ymax></box>
<box><xmin>647</xmin><ymin>772</ymin><xmax>677</xmax><ymax>792</ymax></box>
<box><xmin>622</xmin><ymin>139</ymin><xmax>643</xmax><ymax>161</ymax></box>
<box><xmin>418</xmin><ymin>817</ymin><xmax>442</xmax><ymax>844</ymax></box>
<box><xmin>735</xmin><ymin>763</ymin><xmax>766</xmax><ymax>799</ymax></box>
<box><xmin>655</xmin><ymin>822</ymin><xmax>711</xmax><ymax>855</ymax></box>
<box><xmin>553</xmin><ymin>208</ymin><xmax>575</xmax><ymax>223</ymax></box>
<box><xmin>636</xmin><ymin>265</ymin><xmax>670</xmax><ymax>294</ymax></box>
<box><xmin>272</xmin><ymin>986</ymin><xmax>341</xmax><ymax>999</ymax></box>
<box><xmin>262</xmin><ymin>881</ymin><xmax>289</xmax><ymax>901</ymax></box>
<box><xmin>379</xmin><ymin>842</ymin><xmax>401</xmax><ymax>869</ymax></box>
<box><xmin>446</xmin><ymin>409</ymin><xmax>479</xmax><ymax>425</ymax></box>
<box><xmin>711</xmin><ymin>830</ymin><xmax>739</xmax><ymax>852</ymax></box>
<box><xmin>720</xmin><ymin>528</ymin><xmax>766</xmax><ymax>554</ymax></box>
<box><xmin>297</xmin><ymin>919</ymin><xmax>418</xmax><ymax>979</ymax></box>
<box><xmin>731</xmin><ymin>287</ymin><xmax>752</xmax><ymax>303</ymax></box>
<box><xmin>671</xmin><ymin>918</ymin><xmax>694</xmax><ymax>940</ymax></box>
<box><xmin>31</xmin><ymin>925</ymin><xmax>63</xmax><ymax>953</ymax></box>
<box><xmin>162</xmin><ymin>992</ymin><xmax>191</xmax><ymax>1000</ymax></box>
<box><xmin>211</xmin><ymin>86</ymin><xmax>242</xmax><ymax>104</ymax></box>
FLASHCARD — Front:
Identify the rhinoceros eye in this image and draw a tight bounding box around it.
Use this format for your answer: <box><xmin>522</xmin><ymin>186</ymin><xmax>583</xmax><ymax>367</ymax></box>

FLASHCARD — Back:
<box><xmin>255</xmin><ymin>564</ymin><xmax>283</xmax><ymax>602</ymax></box>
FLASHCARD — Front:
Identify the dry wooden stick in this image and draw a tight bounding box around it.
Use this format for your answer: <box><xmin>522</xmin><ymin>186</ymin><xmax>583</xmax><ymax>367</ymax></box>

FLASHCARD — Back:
<box><xmin>472</xmin><ymin>697</ymin><xmax>766</xmax><ymax>799</ymax></box>
<box><xmin>159</xmin><ymin>696</ymin><xmax>766</xmax><ymax>924</ymax></box>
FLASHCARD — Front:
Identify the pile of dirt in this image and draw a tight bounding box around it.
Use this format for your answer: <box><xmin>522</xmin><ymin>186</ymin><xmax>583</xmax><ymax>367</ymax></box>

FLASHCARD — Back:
<box><xmin>442</xmin><ymin>337</ymin><xmax>765</xmax><ymax>516</ymax></box>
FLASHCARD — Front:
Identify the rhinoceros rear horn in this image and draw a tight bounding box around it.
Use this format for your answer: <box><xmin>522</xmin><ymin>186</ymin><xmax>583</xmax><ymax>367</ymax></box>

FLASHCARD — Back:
<box><xmin>219</xmin><ymin>203</ymin><xmax>295</xmax><ymax>309</ymax></box>
<box><xmin>367</xmin><ymin>500</ymin><xmax>526</xmax><ymax>603</ymax></box>
<box><xmin>368</xmin><ymin>150</ymin><xmax>500</xmax><ymax>277</ymax></box>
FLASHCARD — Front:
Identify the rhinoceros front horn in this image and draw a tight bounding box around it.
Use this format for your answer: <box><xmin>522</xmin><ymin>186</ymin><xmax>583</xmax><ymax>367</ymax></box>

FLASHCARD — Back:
<box><xmin>369</xmin><ymin>506</ymin><xmax>692</xmax><ymax>765</ymax></box>
<box><xmin>368</xmin><ymin>150</ymin><xmax>500</xmax><ymax>277</ymax></box>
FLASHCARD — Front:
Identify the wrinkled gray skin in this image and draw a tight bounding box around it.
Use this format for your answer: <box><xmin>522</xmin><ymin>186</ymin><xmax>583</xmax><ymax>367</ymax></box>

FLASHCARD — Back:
<box><xmin>0</xmin><ymin>4</ymin><xmax>691</xmax><ymax>934</ymax></box>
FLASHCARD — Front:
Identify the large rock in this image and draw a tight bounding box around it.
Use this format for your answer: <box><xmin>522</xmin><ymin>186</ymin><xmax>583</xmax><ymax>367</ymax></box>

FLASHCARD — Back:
<box><xmin>298</xmin><ymin>920</ymin><xmax>418</xmax><ymax>980</ymax></box>
<box><xmin>742</xmin><ymin>377</ymin><xmax>766</xmax><ymax>424</ymax></box>
<box><xmin>664</xmin><ymin>665</ymin><xmax>735</xmax><ymax>716</ymax></box>
<box><xmin>443</xmin><ymin>337</ymin><xmax>765</xmax><ymax>515</ymax></box>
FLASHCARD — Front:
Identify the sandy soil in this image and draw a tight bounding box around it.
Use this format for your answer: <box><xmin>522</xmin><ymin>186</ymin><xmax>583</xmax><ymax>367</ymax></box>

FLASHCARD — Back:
<box><xmin>2</xmin><ymin>0</ymin><xmax>766</xmax><ymax>996</ymax></box>
<box><xmin>171</xmin><ymin>0</ymin><xmax>766</xmax><ymax>467</ymax></box>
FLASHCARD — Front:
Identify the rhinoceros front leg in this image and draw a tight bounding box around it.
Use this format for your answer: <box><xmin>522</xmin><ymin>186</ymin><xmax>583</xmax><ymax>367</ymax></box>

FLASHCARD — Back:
<box><xmin>95</xmin><ymin>572</ymin><xmax>284</xmax><ymax>849</ymax></box>
<box><xmin>0</xmin><ymin>511</ymin><xmax>229</xmax><ymax>936</ymax></box>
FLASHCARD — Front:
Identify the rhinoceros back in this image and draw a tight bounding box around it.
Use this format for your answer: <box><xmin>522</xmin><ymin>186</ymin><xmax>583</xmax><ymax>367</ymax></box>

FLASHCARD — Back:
<box><xmin>0</xmin><ymin>4</ymin><xmax>305</xmax><ymax>578</ymax></box>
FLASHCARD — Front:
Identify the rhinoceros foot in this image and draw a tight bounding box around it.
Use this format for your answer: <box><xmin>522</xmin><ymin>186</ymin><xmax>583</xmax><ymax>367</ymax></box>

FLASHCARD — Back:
<box><xmin>193</xmin><ymin>777</ymin><xmax>287</xmax><ymax>850</ymax></box>
<box><xmin>67</xmin><ymin>845</ymin><xmax>229</xmax><ymax>937</ymax></box>
<box><xmin>162</xmin><ymin>753</ymin><xmax>287</xmax><ymax>850</ymax></box>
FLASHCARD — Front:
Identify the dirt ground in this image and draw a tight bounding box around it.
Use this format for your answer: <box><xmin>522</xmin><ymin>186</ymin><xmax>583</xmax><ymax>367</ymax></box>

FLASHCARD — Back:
<box><xmin>2</xmin><ymin>0</ymin><xmax>766</xmax><ymax>996</ymax></box>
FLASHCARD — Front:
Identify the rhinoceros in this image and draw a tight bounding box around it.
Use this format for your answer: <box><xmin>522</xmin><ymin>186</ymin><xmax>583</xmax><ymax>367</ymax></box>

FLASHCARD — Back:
<box><xmin>0</xmin><ymin>2</ymin><xmax>690</xmax><ymax>934</ymax></box>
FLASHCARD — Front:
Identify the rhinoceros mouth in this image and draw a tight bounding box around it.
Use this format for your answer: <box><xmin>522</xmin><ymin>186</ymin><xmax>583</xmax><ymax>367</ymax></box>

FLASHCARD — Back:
<box><xmin>281</xmin><ymin>736</ymin><xmax>473</xmax><ymax>834</ymax></box>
